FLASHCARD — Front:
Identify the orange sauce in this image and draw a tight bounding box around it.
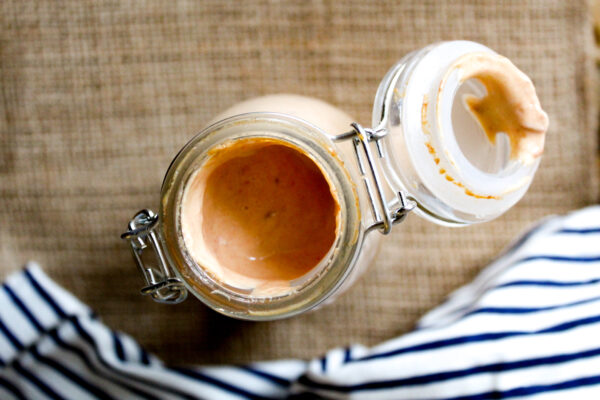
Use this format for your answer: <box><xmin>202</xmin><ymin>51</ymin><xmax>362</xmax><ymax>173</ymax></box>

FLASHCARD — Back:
<box><xmin>182</xmin><ymin>138</ymin><xmax>339</xmax><ymax>289</ymax></box>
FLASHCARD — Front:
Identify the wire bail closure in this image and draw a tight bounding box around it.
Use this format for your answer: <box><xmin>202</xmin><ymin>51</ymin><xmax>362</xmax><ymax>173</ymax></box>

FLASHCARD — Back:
<box><xmin>334</xmin><ymin>123</ymin><xmax>415</xmax><ymax>235</ymax></box>
<box><xmin>121</xmin><ymin>209</ymin><xmax>188</xmax><ymax>304</ymax></box>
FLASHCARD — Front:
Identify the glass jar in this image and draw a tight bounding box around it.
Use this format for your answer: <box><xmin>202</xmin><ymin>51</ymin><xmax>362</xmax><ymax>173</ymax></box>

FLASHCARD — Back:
<box><xmin>122</xmin><ymin>41</ymin><xmax>547</xmax><ymax>320</ymax></box>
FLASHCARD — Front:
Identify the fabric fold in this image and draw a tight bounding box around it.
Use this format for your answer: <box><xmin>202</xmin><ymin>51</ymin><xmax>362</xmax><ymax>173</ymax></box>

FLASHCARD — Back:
<box><xmin>1</xmin><ymin>206</ymin><xmax>600</xmax><ymax>399</ymax></box>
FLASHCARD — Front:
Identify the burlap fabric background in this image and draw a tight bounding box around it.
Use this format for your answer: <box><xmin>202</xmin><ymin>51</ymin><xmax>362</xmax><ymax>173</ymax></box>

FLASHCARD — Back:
<box><xmin>1</xmin><ymin>1</ymin><xmax>598</xmax><ymax>365</ymax></box>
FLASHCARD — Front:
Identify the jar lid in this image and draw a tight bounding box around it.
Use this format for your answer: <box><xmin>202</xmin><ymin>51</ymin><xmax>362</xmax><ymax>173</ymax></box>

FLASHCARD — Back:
<box><xmin>372</xmin><ymin>41</ymin><xmax>547</xmax><ymax>225</ymax></box>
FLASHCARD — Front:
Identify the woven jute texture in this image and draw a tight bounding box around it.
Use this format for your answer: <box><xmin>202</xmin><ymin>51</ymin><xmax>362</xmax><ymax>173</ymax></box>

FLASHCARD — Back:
<box><xmin>1</xmin><ymin>1</ymin><xmax>598</xmax><ymax>365</ymax></box>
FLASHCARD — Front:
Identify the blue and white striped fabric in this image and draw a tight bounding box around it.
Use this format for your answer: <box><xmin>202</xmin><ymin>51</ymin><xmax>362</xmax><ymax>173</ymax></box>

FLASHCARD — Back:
<box><xmin>1</xmin><ymin>206</ymin><xmax>599</xmax><ymax>399</ymax></box>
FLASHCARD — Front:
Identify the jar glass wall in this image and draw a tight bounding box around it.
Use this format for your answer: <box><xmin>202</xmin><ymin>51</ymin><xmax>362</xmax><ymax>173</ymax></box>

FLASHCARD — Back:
<box><xmin>159</xmin><ymin>111</ymin><xmax>377</xmax><ymax>320</ymax></box>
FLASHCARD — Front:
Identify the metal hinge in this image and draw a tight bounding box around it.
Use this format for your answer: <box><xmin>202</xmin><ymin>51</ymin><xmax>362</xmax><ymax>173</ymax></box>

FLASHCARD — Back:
<box><xmin>121</xmin><ymin>209</ymin><xmax>188</xmax><ymax>304</ymax></box>
<box><xmin>334</xmin><ymin>122</ymin><xmax>415</xmax><ymax>235</ymax></box>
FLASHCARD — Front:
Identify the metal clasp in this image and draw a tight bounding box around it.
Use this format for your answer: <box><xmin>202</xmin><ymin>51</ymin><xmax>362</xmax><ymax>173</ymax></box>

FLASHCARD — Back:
<box><xmin>334</xmin><ymin>123</ymin><xmax>415</xmax><ymax>235</ymax></box>
<box><xmin>121</xmin><ymin>209</ymin><xmax>188</xmax><ymax>304</ymax></box>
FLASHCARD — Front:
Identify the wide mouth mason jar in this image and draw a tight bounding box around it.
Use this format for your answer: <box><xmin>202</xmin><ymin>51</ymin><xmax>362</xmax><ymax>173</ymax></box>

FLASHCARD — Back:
<box><xmin>122</xmin><ymin>41</ymin><xmax>548</xmax><ymax>320</ymax></box>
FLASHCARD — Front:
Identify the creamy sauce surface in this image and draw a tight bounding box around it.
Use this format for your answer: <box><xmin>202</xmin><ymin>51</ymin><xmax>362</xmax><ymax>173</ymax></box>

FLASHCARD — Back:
<box><xmin>181</xmin><ymin>138</ymin><xmax>339</xmax><ymax>296</ymax></box>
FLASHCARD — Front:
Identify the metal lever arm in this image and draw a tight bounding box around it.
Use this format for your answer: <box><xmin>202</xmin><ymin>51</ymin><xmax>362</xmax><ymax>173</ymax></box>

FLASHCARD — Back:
<box><xmin>334</xmin><ymin>123</ymin><xmax>415</xmax><ymax>235</ymax></box>
<box><xmin>121</xmin><ymin>209</ymin><xmax>188</xmax><ymax>304</ymax></box>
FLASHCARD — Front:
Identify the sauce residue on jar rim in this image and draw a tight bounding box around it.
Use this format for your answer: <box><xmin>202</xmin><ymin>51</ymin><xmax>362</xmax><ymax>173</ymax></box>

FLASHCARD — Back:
<box><xmin>446</xmin><ymin>52</ymin><xmax>549</xmax><ymax>165</ymax></box>
<box><xmin>180</xmin><ymin>137</ymin><xmax>340</xmax><ymax>297</ymax></box>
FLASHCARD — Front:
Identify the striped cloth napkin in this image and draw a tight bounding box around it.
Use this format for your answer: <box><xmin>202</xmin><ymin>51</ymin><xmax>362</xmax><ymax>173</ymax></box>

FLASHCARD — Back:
<box><xmin>1</xmin><ymin>206</ymin><xmax>599</xmax><ymax>399</ymax></box>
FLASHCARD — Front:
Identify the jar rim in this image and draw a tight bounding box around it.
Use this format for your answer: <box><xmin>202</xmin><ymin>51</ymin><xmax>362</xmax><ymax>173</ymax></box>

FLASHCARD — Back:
<box><xmin>158</xmin><ymin>113</ymin><xmax>363</xmax><ymax>320</ymax></box>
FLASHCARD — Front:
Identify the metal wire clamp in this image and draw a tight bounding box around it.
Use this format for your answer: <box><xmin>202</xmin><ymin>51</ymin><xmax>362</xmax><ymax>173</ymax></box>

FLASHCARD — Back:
<box><xmin>121</xmin><ymin>209</ymin><xmax>188</xmax><ymax>304</ymax></box>
<box><xmin>333</xmin><ymin>123</ymin><xmax>416</xmax><ymax>235</ymax></box>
